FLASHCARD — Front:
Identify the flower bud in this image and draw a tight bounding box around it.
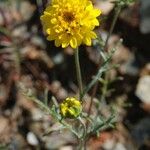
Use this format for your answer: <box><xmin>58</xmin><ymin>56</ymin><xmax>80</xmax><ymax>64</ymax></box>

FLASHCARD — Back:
<box><xmin>60</xmin><ymin>97</ymin><xmax>82</xmax><ymax>118</ymax></box>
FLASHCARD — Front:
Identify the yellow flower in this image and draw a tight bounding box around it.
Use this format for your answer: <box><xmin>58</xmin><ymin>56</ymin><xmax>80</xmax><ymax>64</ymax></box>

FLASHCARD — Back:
<box><xmin>40</xmin><ymin>0</ymin><xmax>101</xmax><ymax>49</ymax></box>
<box><xmin>60</xmin><ymin>97</ymin><xmax>82</xmax><ymax>118</ymax></box>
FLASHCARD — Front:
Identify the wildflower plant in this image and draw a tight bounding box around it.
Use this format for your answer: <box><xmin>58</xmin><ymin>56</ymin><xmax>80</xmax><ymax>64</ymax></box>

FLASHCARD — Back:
<box><xmin>21</xmin><ymin>0</ymin><xmax>135</xmax><ymax>149</ymax></box>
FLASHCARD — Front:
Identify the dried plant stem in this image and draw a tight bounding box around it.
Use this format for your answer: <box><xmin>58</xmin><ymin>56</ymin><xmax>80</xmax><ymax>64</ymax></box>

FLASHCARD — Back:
<box><xmin>75</xmin><ymin>47</ymin><xmax>83</xmax><ymax>100</ymax></box>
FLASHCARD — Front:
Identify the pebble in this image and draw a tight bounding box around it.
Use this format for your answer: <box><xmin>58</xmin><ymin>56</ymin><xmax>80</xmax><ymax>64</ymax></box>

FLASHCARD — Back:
<box><xmin>26</xmin><ymin>132</ymin><xmax>39</xmax><ymax>146</ymax></box>
<box><xmin>136</xmin><ymin>75</ymin><xmax>150</xmax><ymax>104</ymax></box>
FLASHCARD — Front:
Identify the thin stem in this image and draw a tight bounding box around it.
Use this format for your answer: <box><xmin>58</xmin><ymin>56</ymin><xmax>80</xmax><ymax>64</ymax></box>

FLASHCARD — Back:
<box><xmin>77</xmin><ymin>116</ymin><xmax>87</xmax><ymax>149</ymax></box>
<box><xmin>95</xmin><ymin>78</ymin><xmax>108</xmax><ymax>119</ymax></box>
<box><xmin>85</xmin><ymin>83</ymin><xmax>98</xmax><ymax>133</ymax></box>
<box><xmin>14</xmin><ymin>45</ymin><xmax>21</xmax><ymax>78</ymax></box>
<box><xmin>89</xmin><ymin>114</ymin><xmax>115</xmax><ymax>136</ymax></box>
<box><xmin>81</xmin><ymin>54</ymin><xmax>112</xmax><ymax>99</ymax></box>
<box><xmin>60</xmin><ymin>120</ymin><xmax>79</xmax><ymax>138</ymax></box>
<box><xmin>78</xmin><ymin>139</ymin><xmax>86</xmax><ymax>150</ymax></box>
<box><xmin>44</xmin><ymin>88</ymin><xmax>49</xmax><ymax>106</ymax></box>
<box><xmin>104</xmin><ymin>5</ymin><xmax>122</xmax><ymax>52</ymax></box>
<box><xmin>84</xmin><ymin>4</ymin><xmax>122</xmax><ymax>120</ymax></box>
<box><xmin>92</xmin><ymin>5</ymin><xmax>122</xmax><ymax>114</ymax></box>
<box><xmin>78</xmin><ymin>117</ymin><xmax>86</xmax><ymax>139</ymax></box>
<box><xmin>75</xmin><ymin>47</ymin><xmax>83</xmax><ymax>100</ymax></box>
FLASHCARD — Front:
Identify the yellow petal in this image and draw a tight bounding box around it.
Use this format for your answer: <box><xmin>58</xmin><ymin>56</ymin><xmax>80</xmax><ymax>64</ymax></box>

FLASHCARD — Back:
<box><xmin>51</xmin><ymin>18</ymin><xmax>57</xmax><ymax>24</ymax></box>
<box><xmin>62</xmin><ymin>42</ymin><xmax>69</xmax><ymax>48</ymax></box>
<box><xmin>83</xmin><ymin>37</ymin><xmax>91</xmax><ymax>46</ymax></box>
<box><xmin>89</xmin><ymin>31</ymin><xmax>97</xmax><ymax>39</ymax></box>
<box><xmin>55</xmin><ymin>39</ymin><xmax>61</xmax><ymax>47</ymax></box>
<box><xmin>93</xmin><ymin>9</ymin><xmax>101</xmax><ymax>17</ymax></box>
<box><xmin>47</xmin><ymin>34</ymin><xmax>56</xmax><ymax>41</ymax></box>
<box><xmin>93</xmin><ymin>19</ymin><xmax>99</xmax><ymax>26</ymax></box>
<box><xmin>86</xmin><ymin>4</ymin><xmax>93</xmax><ymax>11</ymax></box>
<box><xmin>46</xmin><ymin>28</ymin><xmax>51</xmax><ymax>34</ymax></box>
<box><xmin>70</xmin><ymin>38</ymin><xmax>77</xmax><ymax>49</ymax></box>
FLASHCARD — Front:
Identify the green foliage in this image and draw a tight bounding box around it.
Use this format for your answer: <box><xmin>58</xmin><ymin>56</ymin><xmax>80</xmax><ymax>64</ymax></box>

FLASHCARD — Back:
<box><xmin>115</xmin><ymin>0</ymin><xmax>136</xmax><ymax>6</ymax></box>
<box><xmin>0</xmin><ymin>144</ymin><xmax>8</xmax><ymax>150</ymax></box>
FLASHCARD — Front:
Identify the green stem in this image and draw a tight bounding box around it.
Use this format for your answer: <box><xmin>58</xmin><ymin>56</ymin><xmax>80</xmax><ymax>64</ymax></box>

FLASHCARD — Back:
<box><xmin>104</xmin><ymin>5</ymin><xmax>122</xmax><ymax>51</ymax></box>
<box><xmin>78</xmin><ymin>117</ymin><xmax>86</xmax><ymax>139</ymax></box>
<box><xmin>77</xmin><ymin>117</ymin><xmax>86</xmax><ymax>150</ymax></box>
<box><xmin>14</xmin><ymin>45</ymin><xmax>21</xmax><ymax>77</ymax></box>
<box><xmin>81</xmin><ymin>4</ymin><xmax>122</xmax><ymax>115</ymax></box>
<box><xmin>78</xmin><ymin>139</ymin><xmax>86</xmax><ymax>150</ymax></box>
<box><xmin>92</xmin><ymin>5</ymin><xmax>122</xmax><ymax>117</ymax></box>
<box><xmin>75</xmin><ymin>47</ymin><xmax>83</xmax><ymax>100</ymax></box>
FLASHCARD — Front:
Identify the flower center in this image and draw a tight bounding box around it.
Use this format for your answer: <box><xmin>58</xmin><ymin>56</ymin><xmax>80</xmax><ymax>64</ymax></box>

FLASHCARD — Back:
<box><xmin>63</xmin><ymin>11</ymin><xmax>75</xmax><ymax>22</ymax></box>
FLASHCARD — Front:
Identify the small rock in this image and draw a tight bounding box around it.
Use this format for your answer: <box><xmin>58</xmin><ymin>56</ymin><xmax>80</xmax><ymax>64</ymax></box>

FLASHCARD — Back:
<box><xmin>140</xmin><ymin>63</ymin><xmax>150</xmax><ymax>76</ymax></box>
<box><xmin>57</xmin><ymin>88</ymin><xmax>68</xmax><ymax>100</ymax></box>
<box><xmin>52</xmin><ymin>53</ymin><xmax>64</xmax><ymax>65</ymax></box>
<box><xmin>12</xmin><ymin>25</ymin><xmax>29</xmax><ymax>39</ymax></box>
<box><xmin>0</xmin><ymin>116</ymin><xmax>16</xmax><ymax>143</ymax></box>
<box><xmin>115</xmin><ymin>143</ymin><xmax>127</xmax><ymax>150</ymax></box>
<box><xmin>136</xmin><ymin>75</ymin><xmax>150</xmax><ymax>104</ymax></box>
<box><xmin>44</xmin><ymin>131</ymin><xmax>75</xmax><ymax>149</ymax></box>
<box><xmin>16</xmin><ymin>1</ymin><xmax>36</xmax><ymax>21</ymax></box>
<box><xmin>9</xmin><ymin>133</ymin><xmax>27</xmax><ymax>150</ymax></box>
<box><xmin>102</xmin><ymin>138</ymin><xmax>115</xmax><ymax>150</ymax></box>
<box><xmin>31</xmin><ymin>108</ymin><xmax>45</xmax><ymax>121</ymax></box>
<box><xmin>120</xmin><ymin>54</ymin><xmax>139</xmax><ymax>76</ymax></box>
<box><xmin>59</xmin><ymin>146</ymin><xmax>73</xmax><ymax>150</ymax></box>
<box><xmin>31</xmin><ymin>36</ymin><xmax>46</xmax><ymax>49</ymax></box>
<box><xmin>50</xmin><ymin>81</ymin><xmax>61</xmax><ymax>94</ymax></box>
<box><xmin>26</xmin><ymin>132</ymin><xmax>39</xmax><ymax>146</ymax></box>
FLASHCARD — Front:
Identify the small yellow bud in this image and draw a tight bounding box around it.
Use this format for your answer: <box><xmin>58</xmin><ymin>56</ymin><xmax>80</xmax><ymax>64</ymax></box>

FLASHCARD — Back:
<box><xmin>60</xmin><ymin>97</ymin><xmax>82</xmax><ymax>118</ymax></box>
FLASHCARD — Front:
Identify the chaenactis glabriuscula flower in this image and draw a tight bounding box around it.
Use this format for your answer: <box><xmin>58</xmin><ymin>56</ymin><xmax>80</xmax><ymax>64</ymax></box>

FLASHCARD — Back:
<box><xmin>40</xmin><ymin>0</ymin><xmax>101</xmax><ymax>49</ymax></box>
<box><xmin>60</xmin><ymin>97</ymin><xmax>82</xmax><ymax>118</ymax></box>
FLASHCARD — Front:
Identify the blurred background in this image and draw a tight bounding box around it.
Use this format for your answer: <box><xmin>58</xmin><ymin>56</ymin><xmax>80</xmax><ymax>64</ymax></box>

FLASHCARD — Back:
<box><xmin>0</xmin><ymin>0</ymin><xmax>150</xmax><ymax>149</ymax></box>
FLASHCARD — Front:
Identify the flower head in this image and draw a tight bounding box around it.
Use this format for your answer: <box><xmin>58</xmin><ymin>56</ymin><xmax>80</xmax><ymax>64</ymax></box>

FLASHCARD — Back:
<box><xmin>60</xmin><ymin>97</ymin><xmax>82</xmax><ymax>118</ymax></box>
<box><xmin>40</xmin><ymin>0</ymin><xmax>101</xmax><ymax>48</ymax></box>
